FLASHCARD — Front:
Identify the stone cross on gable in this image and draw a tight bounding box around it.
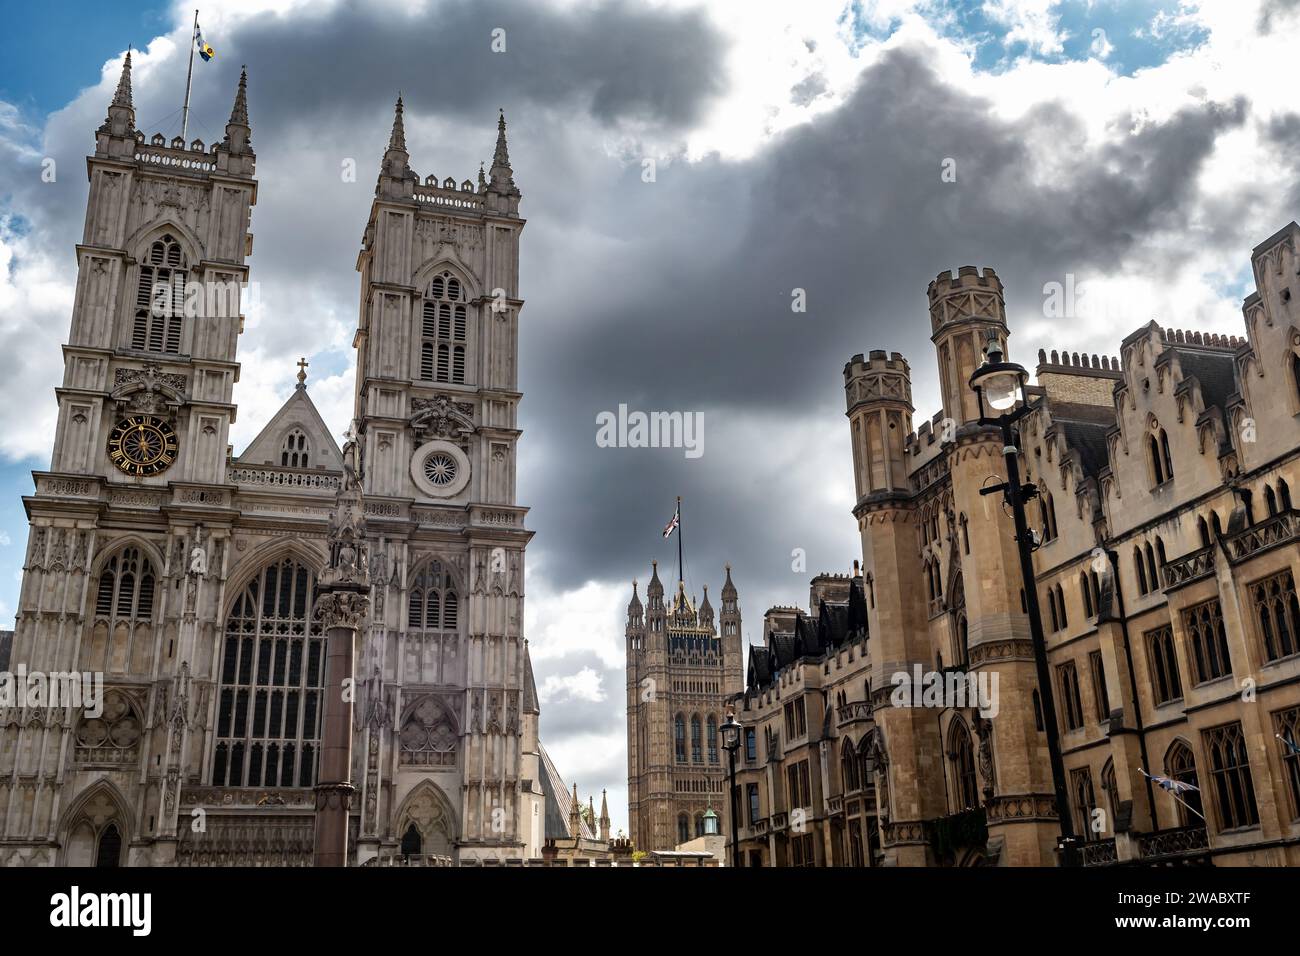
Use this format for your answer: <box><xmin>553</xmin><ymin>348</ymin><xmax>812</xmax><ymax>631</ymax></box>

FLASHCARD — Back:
<box><xmin>296</xmin><ymin>357</ymin><xmax>309</xmax><ymax>390</ymax></box>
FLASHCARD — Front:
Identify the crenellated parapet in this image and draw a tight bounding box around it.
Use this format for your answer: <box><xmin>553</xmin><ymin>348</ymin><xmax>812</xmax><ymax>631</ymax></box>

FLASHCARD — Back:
<box><xmin>926</xmin><ymin>266</ymin><xmax>1006</xmax><ymax>334</ymax></box>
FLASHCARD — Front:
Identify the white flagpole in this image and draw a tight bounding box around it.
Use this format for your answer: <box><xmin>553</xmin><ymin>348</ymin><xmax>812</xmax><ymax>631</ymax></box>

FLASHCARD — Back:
<box><xmin>181</xmin><ymin>9</ymin><xmax>199</xmax><ymax>141</ymax></box>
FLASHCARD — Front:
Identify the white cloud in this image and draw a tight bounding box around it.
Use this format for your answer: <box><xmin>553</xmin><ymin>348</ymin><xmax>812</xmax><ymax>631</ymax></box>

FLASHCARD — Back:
<box><xmin>537</xmin><ymin>666</ymin><xmax>606</xmax><ymax>704</ymax></box>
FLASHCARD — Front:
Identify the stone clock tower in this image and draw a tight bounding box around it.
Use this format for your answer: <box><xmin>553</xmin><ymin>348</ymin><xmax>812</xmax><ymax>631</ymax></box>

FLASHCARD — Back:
<box><xmin>0</xmin><ymin>60</ymin><xmax>547</xmax><ymax>867</ymax></box>
<box><xmin>52</xmin><ymin>53</ymin><xmax>254</xmax><ymax>489</ymax></box>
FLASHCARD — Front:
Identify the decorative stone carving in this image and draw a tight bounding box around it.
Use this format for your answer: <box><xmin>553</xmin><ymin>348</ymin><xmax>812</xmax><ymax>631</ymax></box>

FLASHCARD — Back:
<box><xmin>111</xmin><ymin>363</ymin><xmax>187</xmax><ymax>414</ymax></box>
<box><xmin>973</xmin><ymin>715</ymin><xmax>996</xmax><ymax>801</ymax></box>
<box><xmin>410</xmin><ymin>395</ymin><xmax>474</xmax><ymax>440</ymax></box>
<box><xmin>314</xmin><ymin>591</ymin><xmax>370</xmax><ymax>629</ymax></box>
<box><xmin>320</xmin><ymin>426</ymin><xmax>370</xmax><ymax>589</ymax></box>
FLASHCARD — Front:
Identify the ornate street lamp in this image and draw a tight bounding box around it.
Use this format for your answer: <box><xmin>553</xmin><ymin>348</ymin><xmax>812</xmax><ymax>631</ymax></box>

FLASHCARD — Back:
<box><xmin>720</xmin><ymin>711</ymin><xmax>743</xmax><ymax>867</ymax></box>
<box><xmin>969</xmin><ymin>336</ymin><xmax>1079</xmax><ymax>867</ymax></box>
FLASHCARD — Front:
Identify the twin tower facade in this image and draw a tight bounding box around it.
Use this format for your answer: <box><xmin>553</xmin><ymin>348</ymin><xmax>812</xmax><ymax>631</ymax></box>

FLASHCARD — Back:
<box><xmin>1</xmin><ymin>56</ymin><xmax>542</xmax><ymax>865</ymax></box>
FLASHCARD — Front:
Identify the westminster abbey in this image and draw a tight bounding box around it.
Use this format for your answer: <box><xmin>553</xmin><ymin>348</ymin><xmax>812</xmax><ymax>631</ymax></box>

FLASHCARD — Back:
<box><xmin>0</xmin><ymin>55</ymin><xmax>569</xmax><ymax>866</ymax></box>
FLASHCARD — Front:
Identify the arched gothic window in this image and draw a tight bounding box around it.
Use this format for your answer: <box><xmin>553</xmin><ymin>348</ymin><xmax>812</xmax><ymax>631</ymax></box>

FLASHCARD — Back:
<box><xmin>841</xmin><ymin>738</ymin><xmax>860</xmax><ymax>793</ymax></box>
<box><xmin>1145</xmin><ymin>543</ymin><xmax>1159</xmax><ymax>594</ymax></box>
<box><xmin>1039</xmin><ymin>487</ymin><xmax>1058</xmax><ymax>542</ymax></box>
<box><xmin>1134</xmin><ymin>546</ymin><xmax>1149</xmax><ymax>595</ymax></box>
<box><xmin>1165</xmin><ymin>741</ymin><xmax>1203</xmax><ymax>828</ymax></box>
<box><xmin>1203</xmin><ymin>722</ymin><xmax>1260</xmax><ymax>831</ymax></box>
<box><xmin>408</xmin><ymin>560</ymin><xmax>458</xmax><ymax>631</ymax></box>
<box><xmin>1197</xmin><ymin>516</ymin><xmax>1210</xmax><ymax>549</ymax></box>
<box><xmin>674</xmin><ymin>714</ymin><xmax>686</xmax><ymax>763</ymax></box>
<box><xmin>690</xmin><ymin>714</ymin><xmax>703</xmax><ymax>763</ymax></box>
<box><xmin>280</xmin><ymin>428</ymin><xmax>310</xmax><ymax>468</ymax></box>
<box><xmin>94</xmin><ymin>546</ymin><xmax>156</xmax><ymax>620</ymax></box>
<box><xmin>1081</xmin><ymin>572</ymin><xmax>1094</xmax><ymax>618</ymax></box>
<box><xmin>948</xmin><ymin>720</ymin><xmax>979</xmax><ymax>811</ymax></box>
<box><xmin>1292</xmin><ymin>352</ymin><xmax>1300</xmax><ymax>409</ymax></box>
<box><xmin>96</xmin><ymin>823</ymin><xmax>123</xmax><ymax>868</ymax></box>
<box><xmin>1281</xmin><ymin>478</ymin><xmax>1293</xmax><ymax>511</ymax></box>
<box><xmin>212</xmin><ymin>557</ymin><xmax>325</xmax><ymax>788</ymax></box>
<box><xmin>400</xmin><ymin>823</ymin><xmax>423</xmax><ymax>858</ymax></box>
<box><xmin>707</xmin><ymin>715</ymin><xmax>719</xmax><ymax>764</ymax></box>
<box><xmin>1149</xmin><ymin>428</ymin><xmax>1174</xmax><ymax>486</ymax></box>
<box><xmin>1266</xmin><ymin>484</ymin><xmax>1278</xmax><ymax>516</ymax></box>
<box><xmin>420</xmin><ymin>270</ymin><xmax>468</xmax><ymax>384</ymax></box>
<box><xmin>1100</xmin><ymin>759</ymin><xmax>1118</xmax><ymax>833</ymax></box>
<box><xmin>132</xmin><ymin>234</ymin><xmax>186</xmax><ymax>354</ymax></box>
<box><xmin>677</xmin><ymin>813</ymin><xmax>690</xmax><ymax>844</ymax></box>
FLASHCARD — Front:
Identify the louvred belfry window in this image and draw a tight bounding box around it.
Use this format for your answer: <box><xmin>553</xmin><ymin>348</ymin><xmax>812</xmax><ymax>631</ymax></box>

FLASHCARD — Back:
<box><xmin>420</xmin><ymin>271</ymin><xmax>468</xmax><ymax>384</ymax></box>
<box><xmin>407</xmin><ymin>560</ymin><xmax>459</xmax><ymax>630</ymax></box>
<box><xmin>132</xmin><ymin>235</ymin><xmax>186</xmax><ymax>354</ymax></box>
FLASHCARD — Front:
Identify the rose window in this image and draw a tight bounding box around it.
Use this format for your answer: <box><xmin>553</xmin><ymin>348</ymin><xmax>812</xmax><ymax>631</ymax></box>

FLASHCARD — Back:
<box><xmin>423</xmin><ymin>452</ymin><xmax>458</xmax><ymax>487</ymax></box>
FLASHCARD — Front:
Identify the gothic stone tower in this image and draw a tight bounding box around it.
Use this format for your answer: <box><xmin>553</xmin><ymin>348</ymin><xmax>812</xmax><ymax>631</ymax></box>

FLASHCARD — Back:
<box><xmin>929</xmin><ymin>269</ymin><xmax>1060</xmax><ymax>865</ymax></box>
<box><xmin>625</xmin><ymin>562</ymin><xmax>742</xmax><ymax>851</ymax></box>
<box><xmin>2</xmin><ymin>57</ymin><xmax>255</xmax><ymax>865</ymax></box>
<box><xmin>844</xmin><ymin>350</ymin><xmax>945</xmax><ymax>863</ymax></box>
<box><xmin>351</xmin><ymin>99</ymin><xmax>542</xmax><ymax>863</ymax></box>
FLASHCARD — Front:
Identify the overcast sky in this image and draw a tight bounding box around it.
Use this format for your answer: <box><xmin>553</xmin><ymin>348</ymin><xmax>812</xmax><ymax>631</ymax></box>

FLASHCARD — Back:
<box><xmin>2</xmin><ymin>0</ymin><xmax>1299</xmax><ymax>837</ymax></box>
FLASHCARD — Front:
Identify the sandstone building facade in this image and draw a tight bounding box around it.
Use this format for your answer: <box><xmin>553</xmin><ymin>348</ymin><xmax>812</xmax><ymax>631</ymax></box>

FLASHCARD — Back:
<box><xmin>625</xmin><ymin>562</ymin><xmax>743</xmax><ymax>851</ymax></box>
<box><xmin>731</xmin><ymin>224</ymin><xmax>1300</xmax><ymax>866</ymax></box>
<box><xmin>0</xmin><ymin>57</ymin><xmax>558</xmax><ymax>866</ymax></box>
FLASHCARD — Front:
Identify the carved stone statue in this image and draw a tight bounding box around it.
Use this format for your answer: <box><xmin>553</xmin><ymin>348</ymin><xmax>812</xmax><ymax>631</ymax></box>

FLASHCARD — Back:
<box><xmin>974</xmin><ymin>715</ymin><xmax>996</xmax><ymax>801</ymax></box>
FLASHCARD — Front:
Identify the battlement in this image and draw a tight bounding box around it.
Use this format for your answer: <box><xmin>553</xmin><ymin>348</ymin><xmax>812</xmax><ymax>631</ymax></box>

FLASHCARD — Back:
<box><xmin>412</xmin><ymin>172</ymin><xmax>486</xmax><ymax>211</ymax></box>
<box><xmin>1160</xmin><ymin>328</ymin><xmax>1245</xmax><ymax>351</ymax></box>
<box><xmin>927</xmin><ymin>266</ymin><xmax>1006</xmax><ymax>332</ymax></box>
<box><xmin>844</xmin><ymin>349</ymin><xmax>910</xmax><ymax>383</ymax></box>
<box><xmin>906</xmin><ymin>409</ymin><xmax>949</xmax><ymax>450</ymax></box>
<box><xmin>1036</xmin><ymin>349</ymin><xmax>1123</xmax><ymax>374</ymax></box>
<box><xmin>927</xmin><ymin>265</ymin><xmax>1004</xmax><ymax>301</ymax></box>
<box><xmin>132</xmin><ymin>131</ymin><xmax>221</xmax><ymax>174</ymax></box>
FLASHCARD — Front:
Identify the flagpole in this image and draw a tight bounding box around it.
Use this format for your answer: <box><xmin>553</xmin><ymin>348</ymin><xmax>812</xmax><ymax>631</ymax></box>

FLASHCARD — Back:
<box><xmin>676</xmin><ymin>496</ymin><xmax>683</xmax><ymax>587</ymax></box>
<box><xmin>181</xmin><ymin>9</ymin><xmax>199</xmax><ymax>140</ymax></box>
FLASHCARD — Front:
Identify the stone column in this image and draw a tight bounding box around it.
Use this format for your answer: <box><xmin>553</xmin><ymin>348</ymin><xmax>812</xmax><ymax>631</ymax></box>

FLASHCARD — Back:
<box><xmin>312</xmin><ymin>587</ymin><xmax>369</xmax><ymax>867</ymax></box>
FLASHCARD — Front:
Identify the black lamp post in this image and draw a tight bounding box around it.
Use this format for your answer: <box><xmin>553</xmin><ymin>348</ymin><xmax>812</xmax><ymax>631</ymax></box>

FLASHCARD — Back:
<box><xmin>720</xmin><ymin>711</ymin><xmax>743</xmax><ymax>867</ymax></box>
<box><xmin>968</xmin><ymin>336</ymin><xmax>1079</xmax><ymax>867</ymax></box>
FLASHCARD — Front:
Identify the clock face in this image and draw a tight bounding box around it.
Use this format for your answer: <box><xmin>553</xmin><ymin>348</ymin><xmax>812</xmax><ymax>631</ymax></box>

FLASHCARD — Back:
<box><xmin>106</xmin><ymin>415</ymin><xmax>178</xmax><ymax>477</ymax></box>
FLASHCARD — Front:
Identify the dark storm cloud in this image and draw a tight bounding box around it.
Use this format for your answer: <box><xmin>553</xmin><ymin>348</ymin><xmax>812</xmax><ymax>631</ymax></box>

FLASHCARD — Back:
<box><xmin>219</xmin><ymin>0</ymin><xmax>727</xmax><ymax>129</ymax></box>
<box><xmin>515</xmin><ymin>46</ymin><xmax>1250</xmax><ymax>614</ymax></box>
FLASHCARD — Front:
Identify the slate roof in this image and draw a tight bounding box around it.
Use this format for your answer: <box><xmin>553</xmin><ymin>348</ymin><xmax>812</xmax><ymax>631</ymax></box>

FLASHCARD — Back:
<box><xmin>1173</xmin><ymin>348</ymin><xmax>1238</xmax><ymax>417</ymax></box>
<box><xmin>538</xmin><ymin>741</ymin><xmax>596</xmax><ymax>841</ymax></box>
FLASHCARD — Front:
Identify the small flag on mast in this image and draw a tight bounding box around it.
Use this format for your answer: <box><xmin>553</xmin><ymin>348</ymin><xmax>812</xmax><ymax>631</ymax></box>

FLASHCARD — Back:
<box><xmin>662</xmin><ymin>503</ymin><xmax>679</xmax><ymax>539</ymax></box>
<box><xmin>196</xmin><ymin>22</ymin><xmax>215</xmax><ymax>61</ymax></box>
<box><xmin>1140</xmin><ymin>768</ymin><xmax>1198</xmax><ymax>793</ymax></box>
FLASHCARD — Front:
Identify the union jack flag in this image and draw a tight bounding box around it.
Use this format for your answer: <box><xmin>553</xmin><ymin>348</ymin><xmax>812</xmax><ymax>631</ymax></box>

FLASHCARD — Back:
<box><xmin>662</xmin><ymin>504</ymin><xmax>679</xmax><ymax>539</ymax></box>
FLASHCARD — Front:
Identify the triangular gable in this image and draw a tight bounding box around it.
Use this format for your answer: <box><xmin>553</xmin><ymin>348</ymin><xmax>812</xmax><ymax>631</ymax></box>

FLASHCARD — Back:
<box><xmin>234</xmin><ymin>387</ymin><xmax>344</xmax><ymax>470</ymax></box>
